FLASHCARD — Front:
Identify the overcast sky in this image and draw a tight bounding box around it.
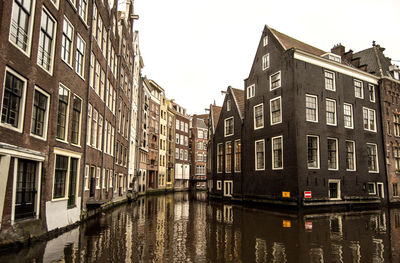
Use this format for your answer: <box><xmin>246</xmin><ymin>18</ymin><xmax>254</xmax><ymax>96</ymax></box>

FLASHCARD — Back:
<box><xmin>134</xmin><ymin>0</ymin><xmax>400</xmax><ymax>115</ymax></box>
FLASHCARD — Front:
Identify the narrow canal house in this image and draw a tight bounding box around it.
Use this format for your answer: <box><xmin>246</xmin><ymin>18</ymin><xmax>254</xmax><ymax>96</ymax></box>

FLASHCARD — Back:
<box><xmin>345</xmin><ymin>43</ymin><xmax>400</xmax><ymax>204</ymax></box>
<box><xmin>190</xmin><ymin>114</ymin><xmax>209</xmax><ymax>190</ymax></box>
<box><xmin>147</xmin><ymin>79</ymin><xmax>162</xmax><ymax>191</ymax></box>
<box><xmin>211</xmin><ymin>25</ymin><xmax>387</xmax><ymax>207</ymax></box>
<box><xmin>0</xmin><ymin>0</ymin><xmax>90</xmax><ymax>233</ymax></box>
<box><xmin>206</xmin><ymin>104</ymin><xmax>221</xmax><ymax>192</ymax></box>
<box><xmin>158</xmin><ymin>90</ymin><xmax>168</xmax><ymax>191</ymax></box>
<box><xmin>210</xmin><ymin>87</ymin><xmax>243</xmax><ymax>199</ymax></box>
<box><xmin>172</xmin><ymin>102</ymin><xmax>190</xmax><ymax>191</ymax></box>
<box><xmin>166</xmin><ymin>100</ymin><xmax>176</xmax><ymax>191</ymax></box>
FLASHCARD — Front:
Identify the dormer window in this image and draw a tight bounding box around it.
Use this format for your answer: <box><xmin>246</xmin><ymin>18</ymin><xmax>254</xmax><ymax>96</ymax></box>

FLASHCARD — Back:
<box><xmin>322</xmin><ymin>53</ymin><xmax>341</xmax><ymax>63</ymax></box>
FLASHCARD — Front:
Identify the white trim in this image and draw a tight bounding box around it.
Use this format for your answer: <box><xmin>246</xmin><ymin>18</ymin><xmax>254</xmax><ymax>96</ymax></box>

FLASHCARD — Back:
<box><xmin>234</xmin><ymin>139</ymin><xmax>241</xmax><ymax>172</ymax></box>
<box><xmin>225</xmin><ymin>141</ymin><xmax>232</xmax><ymax>173</ymax></box>
<box><xmin>61</xmin><ymin>15</ymin><xmax>74</xmax><ymax>67</ymax></box>
<box><xmin>367</xmin><ymin>143</ymin><xmax>379</xmax><ymax>173</ymax></box>
<box><xmin>368</xmin><ymin>182</ymin><xmax>376</xmax><ymax>195</ymax></box>
<box><xmin>8</xmin><ymin>0</ymin><xmax>36</xmax><ymax>58</ymax></box>
<box><xmin>75</xmin><ymin>33</ymin><xmax>86</xmax><ymax>79</ymax></box>
<box><xmin>327</xmin><ymin>137</ymin><xmax>339</xmax><ymax>171</ymax></box>
<box><xmin>343</xmin><ymin>103</ymin><xmax>354</xmax><ymax>129</ymax></box>
<box><xmin>307</xmin><ymin>135</ymin><xmax>320</xmax><ymax>169</ymax></box>
<box><xmin>0</xmin><ymin>67</ymin><xmax>27</xmax><ymax>133</ymax></box>
<box><xmin>269</xmin><ymin>71</ymin><xmax>281</xmax><ymax>91</ymax></box>
<box><xmin>30</xmin><ymin>86</ymin><xmax>50</xmax><ymax>141</ymax></box>
<box><xmin>217</xmin><ymin>143</ymin><xmax>223</xmax><ymax>173</ymax></box>
<box><xmin>262</xmin><ymin>53</ymin><xmax>270</xmax><ymax>70</ymax></box>
<box><xmin>255</xmin><ymin>139</ymin><xmax>265</xmax><ymax>171</ymax></box>
<box><xmin>229</xmin><ymin>87</ymin><xmax>244</xmax><ymax>120</ymax></box>
<box><xmin>377</xmin><ymin>182</ymin><xmax>384</xmax><ymax>198</ymax></box>
<box><xmin>324</xmin><ymin>70</ymin><xmax>336</xmax><ymax>91</ymax></box>
<box><xmin>363</xmin><ymin>107</ymin><xmax>377</xmax><ymax>132</ymax></box>
<box><xmin>223</xmin><ymin>180</ymin><xmax>233</xmax><ymax>197</ymax></box>
<box><xmin>263</xmin><ymin>35</ymin><xmax>268</xmax><ymax>46</ymax></box>
<box><xmin>36</xmin><ymin>7</ymin><xmax>57</xmax><ymax>76</ymax></box>
<box><xmin>345</xmin><ymin>140</ymin><xmax>356</xmax><ymax>171</ymax></box>
<box><xmin>253</xmin><ymin>103</ymin><xmax>264</xmax><ymax>130</ymax></box>
<box><xmin>247</xmin><ymin>84</ymin><xmax>255</xmax><ymax>99</ymax></box>
<box><xmin>271</xmin><ymin>135</ymin><xmax>283</xmax><ymax>170</ymax></box>
<box><xmin>354</xmin><ymin>79</ymin><xmax>364</xmax><ymax>99</ymax></box>
<box><xmin>328</xmin><ymin>179</ymin><xmax>341</xmax><ymax>200</ymax></box>
<box><xmin>305</xmin><ymin>94</ymin><xmax>318</xmax><ymax>123</ymax></box>
<box><xmin>57</xmin><ymin>83</ymin><xmax>71</xmax><ymax>142</ymax></box>
<box><xmin>71</xmin><ymin>94</ymin><xmax>83</xmax><ymax>147</ymax></box>
<box><xmin>270</xmin><ymin>96</ymin><xmax>282</xmax><ymax>125</ymax></box>
<box><xmin>368</xmin><ymin>84</ymin><xmax>376</xmax><ymax>103</ymax></box>
<box><xmin>294</xmin><ymin>50</ymin><xmax>379</xmax><ymax>85</ymax></box>
<box><xmin>326</xmin><ymin>98</ymin><xmax>337</xmax><ymax>126</ymax></box>
<box><xmin>216</xmin><ymin>180</ymin><xmax>222</xmax><ymax>190</ymax></box>
<box><xmin>224</xmin><ymin>117</ymin><xmax>234</xmax><ymax>137</ymax></box>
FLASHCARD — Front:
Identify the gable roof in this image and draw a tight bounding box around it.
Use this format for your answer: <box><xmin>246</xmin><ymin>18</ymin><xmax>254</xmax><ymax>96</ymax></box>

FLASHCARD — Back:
<box><xmin>229</xmin><ymin>87</ymin><xmax>245</xmax><ymax>120</ymax></box>
<box><xmin>267</xmin><ymin>25</ymin><xmax>326</xmax><ymax>56</ymax></box>
<box><xmin>210</xmin><ymin>105</ymin><xmax>221</xmax><ymax>134</ymax></box>
<box><xmin>353</xmin><ymin>45</ymin><xmax>394</xmax><ymax>78</ymax></box>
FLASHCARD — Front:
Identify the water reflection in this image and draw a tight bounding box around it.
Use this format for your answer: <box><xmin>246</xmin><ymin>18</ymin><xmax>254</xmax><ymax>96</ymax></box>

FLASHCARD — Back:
<box><xmin>2</xmin><ymin>193</ymin><xmax>400</xmax><ymax>262</ymax></box>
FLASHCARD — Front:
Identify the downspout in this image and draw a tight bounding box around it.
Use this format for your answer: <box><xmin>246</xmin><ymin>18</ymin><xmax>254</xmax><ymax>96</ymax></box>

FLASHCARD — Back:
<box><xmin>113</xmin><ymin>50</ymin><xmax>121</xmax><ymax>199</ymax></box>
<box><xmin>100</xmin><ymin>26</ymin><xmax>111</xmax><ymax>200</ymax></box>
<box><xmin>81</xmin><ymin>0</ymin><xmax>95</xmax><ymax>217</ymax></box>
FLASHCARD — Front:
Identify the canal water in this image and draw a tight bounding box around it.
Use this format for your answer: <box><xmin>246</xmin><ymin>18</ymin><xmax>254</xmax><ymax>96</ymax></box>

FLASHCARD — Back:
<box><xmin>1</xmin><ymin>192</ymin><xmax>399</xmax><ymax>262</ymax></box>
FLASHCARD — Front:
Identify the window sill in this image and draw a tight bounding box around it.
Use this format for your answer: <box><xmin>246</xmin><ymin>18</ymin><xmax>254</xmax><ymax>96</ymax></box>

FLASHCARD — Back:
<box><xmin>51</xmin><ymin>197</ymin><xmax>68</xmax><ymax>202</ymax></box>
<box><xmin>0</xmin><ymin>123</ymin><xmax>23</xmax><ymax>133</ymax></box>
<box><xmin>56</xmin><ymin>138</ymin><xmax>69</xmax><ymax>144</ymax></box>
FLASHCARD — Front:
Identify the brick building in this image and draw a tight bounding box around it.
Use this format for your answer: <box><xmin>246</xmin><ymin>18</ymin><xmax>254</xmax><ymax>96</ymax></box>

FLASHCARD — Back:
<box><xmin>190</xmin><ymin>114</ymin><xmax>209</xmax><ymax>190</ymax></box>
<box><xmin>206</xmin><ymin>104</ymin><xmax>221</xmax><ymax>192</ymax></box>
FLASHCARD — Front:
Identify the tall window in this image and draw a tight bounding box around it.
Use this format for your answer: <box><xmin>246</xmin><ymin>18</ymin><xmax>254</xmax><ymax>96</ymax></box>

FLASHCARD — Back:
<box><xmin>87</xmin><ymin>104</ymin><xmax>92</xmax><ymax>145</ymax></box>
<box><xmin>394</xmin><ymin>113</ymin><xmax>400</xmax><ymax>136</ymax></box>
<box><xmin>31</xmin><ymin>88</ymin><xmax>48</xmax><ymax>137</ymax></box>
<box><xmin>78</xmin><ymin>0</ymin><xmax>88</xmax><ymax>22</ymax></box>
<box><xmin>263</xmin><ymin>35</ymin><xmax>268</xmax><ymax>46</ymax></box>
<box><xmin>324</xmin><ymin>71</ymin><xmax>335</xmax><ymax>91</ymax></box>
<box><xmin>247</xmin><ymin>84</ymin><xmax>255</xmax><ymax>99</ymax></box>
<box><xmin>92</xmin><ymin>108</ymin><xmax>98</xmax><ymax>148</ymax></box>
<box><xmin>327</xmin><ymin>138</ymin><xmax>338</xmax><ymax>170</ymax></box>
<box><xmin>306</xmin><ymin>95</ymin><xmax>318</xmax><ymax>122</ymax></box>
<box><xmin>393</xmin><ymin>183</ymin><xmax>399</xmax><ymax>197</ymax></box>
<box><xmin>234</xmin><ymin>140</ymin><xmax>241</xmax><ymax>172</ymax></box>
<box><xmin>354</xmin><ymin>79</ymin><xmax>363</xmax><ymax>98</ymax></box>
<box><xmin>394</xmin><ymin>147</ymin><xmax>400</xmax><ymax>171</ymax></box>
<box><xmin>326</xmin><ymin>99</ymin><xmax>336</xmax><ymax>126</ymax></box>
<box><xmin>61</xmin><ymin>17</ymin><xmax>73</xmax><ymax>65</ymax></box>
<box><xmin>343</xmin><ymin>103</ymin><xmax>353</xmax><ymax>128</ymax></box>
<box><xmin>10</xmin><ymin>0</ymin><xmax>34</xmax><ymax>53</ymax></box>
<box><xmin>54</xmin><ymin>155</ymin><xmax>68</xmax><ymax>199</ymax></box>
<box><xmin>227</xmin><ymin>100</ymin><xmax>231</xmax><ymax>111</ymax></box>
<box><xmin>217</xmin><ymin>143</ymin><xmax>223</xmax><ymax>173</ymax></box>
<box><xmin>367</xmin><ymin>143</ymin><xmax>378</xmax><ymax>172</ymax></box>
<box><xmin>368</xmin><ymin>84</ymin><xmax>375</xmax><ymax>102</ymax></box>
<box><xmin>1</xmin><ymin>70</ymin><xmax>26</xmax><ymax>130</ymax></box>
<box><xmin>363</xmin><ymin>107</ymin><xmax>376</xmax><ymax>132</ymax></box>
<box><xmin>329</xmin><ymin>180</ymin><xmax>340</xmax><ymax>200</ymax></box>
<box><xmin>57</xmin><ymin>85</ymin><xmax>69</xmax><ymax>140</ymax></box>
<box><xmin>37</xmin><ymin>8</ymin><xmax>56</xmax><ymax>73</ymax></box>
<box><xmin>255</xmin><ymin>140</ymin><xmax>265</xmax><ymax>170</ymax></box>
<box><xmin>270</xmin><ymin>71</ymin><xmax>281</xmax><ymax>90</ymax></box>
<box><xmin>71</xmin><ymin>96</ymin><xmax>81</xmax><ymax>145</ymax></box>
<box><xmin>345</xmin><ymin>140</ymin><xmax>356</xmax><ymax>171</ymax></box>
<box><xmin>270</xmin><ymin>97</ymin><xmax>282</xmax><ymax>125</ymax></box>
<box><xmin>262</xmin><ymin>54</ymin><xmax>269</xmax><ymax>70</ymax></box>
<box><xmin>75</xmin><ymin>34</ymin><xmax>85</xmax><ymax>77</ymax></box>
<box><xmin>307</xmin><ymin>136</ymin><xmax>319</xmax><ymax>169</ymax></box>
<box><xmin>225</xmin><ymin>141</ymin><xmax>232</xmax><ymax>173</ymax></box>
<box><xmin>224</xmin><ymin>117</ymin><xmax>234</xmax><ymax>137</ymax></box>
<box><xmin>272</xmin><ymin>136</ymin><xmax>283</xmax><ymax>169</ymax></box>
<box><xmin>68</xmin><ymin>158</ymin><xmax>78</xmax><ymax>208</ymax></box>
<box><xmin>254</xmin><ymin>104</ymin><xmax>264</xmax><ymax>129</ymax></box>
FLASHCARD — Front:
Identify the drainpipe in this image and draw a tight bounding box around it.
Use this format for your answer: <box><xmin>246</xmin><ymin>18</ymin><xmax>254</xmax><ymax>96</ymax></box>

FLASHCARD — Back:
<box><xmin>112</xmin><ymin>50</ymin><xmax>121</xmax><ymax>199</ymax></box>
<box><xmin>81</xmin><ymin>0</ymin><xmax>95</xmax><ymax>217</ymax></box>
<box><xmin>100</xmin><ymin>26</ymin><xmax>111</xmax><ymax>200</ymax></box>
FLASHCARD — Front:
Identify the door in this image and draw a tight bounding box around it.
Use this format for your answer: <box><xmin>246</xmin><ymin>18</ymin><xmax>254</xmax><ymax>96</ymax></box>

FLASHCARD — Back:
<box><xmin>15</xmin><ymin>159</ymin><xmax>37</xmax><ymax>220</ymax></box>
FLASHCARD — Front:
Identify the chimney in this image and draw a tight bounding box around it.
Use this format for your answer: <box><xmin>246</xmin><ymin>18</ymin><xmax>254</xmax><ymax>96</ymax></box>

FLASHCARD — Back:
<box><xmin>331</xmin><ymin>43</ymin><xmax>345</xmax><ymax>57</ymax></box>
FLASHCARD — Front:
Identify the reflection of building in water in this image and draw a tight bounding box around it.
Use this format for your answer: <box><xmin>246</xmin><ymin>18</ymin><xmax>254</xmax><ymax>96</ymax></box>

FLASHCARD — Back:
<box><xmin>43</xmin><ymin>228</ymin><xmax>79</xmax><ymax>262</ymax></box>
<box><xmin>329</xmin><ymin>216</ymin><xmax>343</xmax><ymax>240</ymax></box>
<box><xmin>223</xmin><ymin>205</ymin><xmax>233</xmax><ymax>224</ymax></box>
<box><xmin>372</xmin><ymin>238</ymin><xmax>384</xmax><ymax>262</ymax></box>
<box><xmin>390</xmin><ymin>209</ymin><xmax>400</xmax><ymax>262</ymax></box>
<box><xmin>255</xmin><ymin>238</ymin><xmax>267</xmax><ymax>263</ymax></box>
<box><xmin>349</xmin><ymin>241</ymin><xmax>361</xmax><ymax>263</ymax></box>
<box><xmin>272</xmin><ymin>242</ymin><xmax>287</xmax><ymax>263</ymax></box>
<box><xmin>154</xmin><ymin>196</ymin><xmax>166</xmax><ymax>262</ymax></box>
<box><xmin>173</xmin><ymin>196</ymin><xmax>189</xmax><ymax>262</ymax></box>
<box><xmin>192</xmin><ymin>201</ymin><xmax>207</xmax><ymax>261</ymax></box>
<box><xmin>309</xmin><ymin>248</ymin><xmax>324</xmax><ymax>263</ymax></box>
<box><xmin>331</xmin><ymin>244</ymin><xmax>343</xmax><ymax>263</ymax></box>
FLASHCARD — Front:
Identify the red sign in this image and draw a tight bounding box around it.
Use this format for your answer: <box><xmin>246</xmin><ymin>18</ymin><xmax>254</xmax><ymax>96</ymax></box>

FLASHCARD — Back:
<box><xmin>305</xmin><ymin>221</ymin><xmax>313</xmax><ymax>230</ymax></box>
<box><xmin>304</xmin><ymin>191</ymin><xmax>312</xmax><ymax>198</ymax></box>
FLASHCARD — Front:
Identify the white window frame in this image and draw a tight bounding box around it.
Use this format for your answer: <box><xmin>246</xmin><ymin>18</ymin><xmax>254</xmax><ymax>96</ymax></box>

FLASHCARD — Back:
<box><xmin>327</xmin><ymin>137</ymin><xmax>339</xmax><ymax>171</ymax></box>
<box><xmin>75</xmin><ymin>34</ymin><xmax>86</xmax><ymax>79</ymax></box>
<box><xmin>224</xmin><ymin>117</ymin><xmax>234</xmax><ymax>137</ymax></box>
<box><xmin>9</xmin><ymin>0</ymin><xmax>36</xmax><ymax>57</ymax></box>
<box><xmin>326</xmin><ymin>98</ymin><xmax>337</xmax><ymax>126</ymax></box>
<box><xmin>61</xmin><ymin>16</ymin><xmax>74</xmax><ymax>67</ymax></box>
<box><xmin>269</xmin><ymin>71</ymin><xmax>281</xmax><ymax>91</ymax></box>
<box><xmin>368</xmin><ymin>84</ymin><xmax>375</xmax><ymax>103</ymax></box>
<box><xmin>255</xmin><ymin>139</ymin><xmax>265</xmax><ymax>171</ymax></box>
<box><xmin>247</xmin><ymin>84</ymin><xmax>255</xmax><ymax>99</ymax></box>
<box><xmin>217</xmin><ymin>143</ymin><xmax>223</xmax><ymax>173</ymax></box>
<box><xmin>307</xmin><ymin>135</ymin><xmax>320</xmax><ymax>169</ymax></box>
<box><xmin>71</xmin><ymin>95</ymin><xmax>82</xmax><ymax>147</ymax></box>
<box><xmin>306</xmin><ymin>94</ymin><xmax>318</xmax><ymax>123</ymax></box>
<box><xmin>354</xmin><ymin>79</ymin><xmax>364</xmax><ymax>99</ymax></box>
<box><xmin>84</xmin><ymin>165</ymin><xmax>89</xmax><ymax>190</ymax></box>
<box><xmin>56</xmin><ymin>83</ymin><xmax>70</xmax><ymax>143</ymax></box>
<box><xmin>367</xmin><ymin>143</ymin><xmax>379</xmax><ymax>173</ymax></box>
<box><xmin>271</xmin><ymin>135</ymin><xmax>283</xmax><ymax>170</ymax></box>
<box><xmin>0</xmin><ymin>67</ymin><xmax>27</xmax><ymax>133</ymax></box>
<box><xmin>37</xmin><ymin>7</ymin><xmax>57</xmax><ymax>75</ymax></box>
<box><xmin>225</xmin><ymin>141</ymin><xmax>232</xmax><ymax>173</ymax></box>
<box><xmin>217</xmin><ymin>180</ymin><xmax>222</xmax><ymax>190</ymax></box>
<box><xmin>254</xmin><ymin>103</ymin><xmax>264</xmax><ymax>130</ymax></box>
<box><xmin>30</xmin><ymin>86</ymin><xmax>50</xmax><ymax>141</ymax></box>
<box><xmin>78</xmin><ymin>0</ymin><xmax>88</xmax><ymax>23</ymax></box>
<box><xmin>324</xmin><ymin>70</ymin><xmax>335</xmax><ymax>91</ymax></box>
<box><xmin>87</xmin><ymin>103</ymin><xmax>92</xmax><ymax>145</ymax></box>
<box><xmin>343</xmin><ymin>103</ymin><xmax>353</xmax><ymax>129</ymax></box>
<box><xmin>368</xmin><ymin>182</ymin><xmax>376</xmax><ymax>195</ymax></box>
<box><xmin>270</xmin><ymin>96</ymin><xmax>282</xmax><ymax>125</ymax></box>
<box><xmin>263</xmin><ymin>35</ymin><xmax>268</xmax><ymax>46</ymax></box>
<box><xmin>345</xmin><ymin>140</ymin><xmax>356</xmax><ymax>171</ymax></box>
<box><xmin>262</xmin><ymin>53</ymin><xmax>270</xmax><ymax>70</ymax></box>
<box><xmin>234</xmin><ymin>139</ymin><xmax>241</xmax><ymax>172</ymax></box>
<box><xmin>363</xmin><ymin>107</ymin><xmax>376</xmax><ymax>132</ymax></box>
<box><xmin>328</xmin><ymin>179</ymin><xmax>341</xmax><ymax>200</ymax></box>
<box><xmin>224</xmin><ymin>180</ymin><xmax>233</xmax><ymax>197</ymax></box>
<box><xmin>227</xmin><ymin>99</ymin><xmax>231</xmax><ymax>111</ymax></box>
